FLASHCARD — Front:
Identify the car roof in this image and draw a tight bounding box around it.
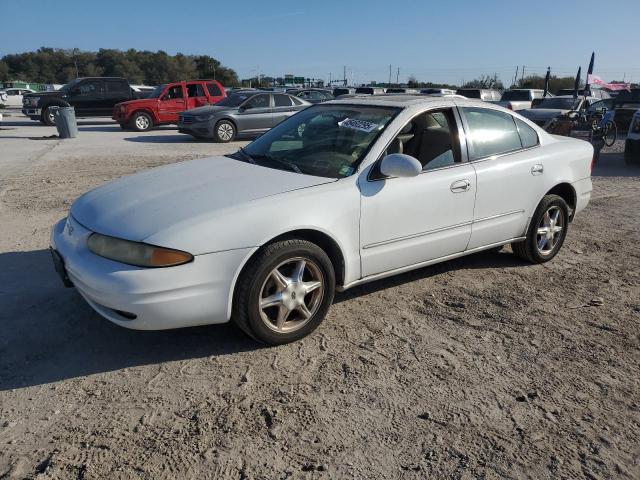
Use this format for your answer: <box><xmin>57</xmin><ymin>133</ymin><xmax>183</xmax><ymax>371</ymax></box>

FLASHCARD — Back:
<box><xmin>326</xmin><ymin>94</ymin><xmax>485</xmax><ymax>108</ymax></box>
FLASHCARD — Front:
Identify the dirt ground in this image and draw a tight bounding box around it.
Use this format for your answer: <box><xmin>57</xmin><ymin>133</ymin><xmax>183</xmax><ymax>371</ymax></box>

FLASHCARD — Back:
<box><xmin>0</xmin><ymin>115</ymin><xmax>639</xmax><ymax>479</ymax></box>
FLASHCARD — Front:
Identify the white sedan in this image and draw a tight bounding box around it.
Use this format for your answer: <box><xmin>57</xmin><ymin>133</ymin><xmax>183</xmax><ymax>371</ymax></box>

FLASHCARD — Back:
<box><xmin>51</xmin><ymin>96</ymin><xmax>593</xmax><ymax>344</ymax></box>
<box><xmin>0</xmin><ymin>87</ymin><xmax>36</xmax><ymax>107</ymax></box>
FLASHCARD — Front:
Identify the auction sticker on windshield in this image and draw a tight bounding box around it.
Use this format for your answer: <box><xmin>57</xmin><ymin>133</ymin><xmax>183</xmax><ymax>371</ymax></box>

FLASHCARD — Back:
<box><xmin>338</xmin><ymin>118</ymin><xmax>378</xmax><ymax>133</ymax></box>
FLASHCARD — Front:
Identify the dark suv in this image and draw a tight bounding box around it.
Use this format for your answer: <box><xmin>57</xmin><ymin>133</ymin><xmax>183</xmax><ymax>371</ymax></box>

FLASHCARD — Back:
<box><xmin>22</xmin><ymin>77</ymin><xmax>138</xmax><ymax>125</ymax></box>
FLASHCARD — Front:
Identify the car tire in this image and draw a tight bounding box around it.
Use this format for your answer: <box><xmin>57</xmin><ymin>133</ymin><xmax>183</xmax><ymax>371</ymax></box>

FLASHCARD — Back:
<box><xmin>624</xmin><ymin>140</ymin><xmax>639</xmax><ymax>165</ymax></box>
<box><xmin>213</xmin><ymin>120</ymin><xmax>236</xmax><ymax>143</ymax></box>
<box><xmin>130</xmin><ymin>112</ymin><xmax>153</xmax><ymax>132</ymax></box>
<box><xmin>232</xmin><ymin>239</ymin><xmax>335</xmax><ymax>345</ymax></box>
<box><xmin>512</xmin><ymin>194</ymin><xmax>569</xmax><ymax>264</ymax></box>
<box><xmin>41</xmin><ymin>107</ymin><xmax>56</xmax><ymax>126</ymax></box>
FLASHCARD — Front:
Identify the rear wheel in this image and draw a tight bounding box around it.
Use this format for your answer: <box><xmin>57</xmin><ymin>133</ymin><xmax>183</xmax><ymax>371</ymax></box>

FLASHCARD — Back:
<box><xmin>603</xmin><ymin>120</ymin><xmax>617</xmax><ymax>147</ymax></box>
<box><xmin>130</xmin><ymin>111</ymin><xmax>153</xmax><ymax>132</ymax></box>
<box><xmin>233</xmin><ymin>239</ymin><xmax>335</xmax><ymax>345</ymax></box>
<box><xmin>512</xmin><ymin>194</ymin><xmax>569</xmax><ymax>263</ymax></box>
<box><xmin>214</xmin><ymin>120</ymin><xmax>236</xmax><ymax>143</ymax></box>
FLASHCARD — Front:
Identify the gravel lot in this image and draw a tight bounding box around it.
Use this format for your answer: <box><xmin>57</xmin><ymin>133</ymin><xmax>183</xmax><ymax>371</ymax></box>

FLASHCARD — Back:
<box><xmin>0</xmin><ymin>114</ymin><xmax>639</xmax><ymax>479</ymax></box>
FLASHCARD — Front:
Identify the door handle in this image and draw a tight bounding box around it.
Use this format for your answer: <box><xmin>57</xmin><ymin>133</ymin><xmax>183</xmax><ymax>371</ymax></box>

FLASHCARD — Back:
<box><xmin>450</xmin><ymin>179</ymin><xmax>471</xmax><ymax>193</ymax></box>
<box><xmin>531</xmin><ymin>164</ymin><xmax>544</xmax><ymax>175</ymax></box>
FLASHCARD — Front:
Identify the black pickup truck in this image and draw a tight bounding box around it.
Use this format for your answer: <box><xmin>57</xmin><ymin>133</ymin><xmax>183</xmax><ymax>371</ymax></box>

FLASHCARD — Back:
<box><xmin>22</xmin><ymin>77</ymin><xmax>140</xmax><ymax>125</ymax></box>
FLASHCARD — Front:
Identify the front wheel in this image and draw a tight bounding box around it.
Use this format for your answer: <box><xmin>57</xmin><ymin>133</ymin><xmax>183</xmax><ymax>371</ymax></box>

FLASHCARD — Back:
<box><xmin>214</xmin><ymin>120</ymin><xmax>236</xmax><ymax>143</ymax></box>
<box><xmin>512</xmin><ymin>194</ymin><xmax>569</xmax><ymax>263</ymax></box>
<box><xmin>41</xmin><ymin>107</ymin><xmax>56</xmax><ymax>126</ymax></box>
<box><xmin>233</xmin><ymin>240</ymin><xmax>335</xmax><ymax>345</ymax></box>
<box><xmin>603</xmin><ymin>120</ymin><xmax>617</xmax><ymax>147</ymax></box>
<box><xmin>130</xmin><ymin>112</ymin><xmax>153</xmax><ymax>132</ymax></box>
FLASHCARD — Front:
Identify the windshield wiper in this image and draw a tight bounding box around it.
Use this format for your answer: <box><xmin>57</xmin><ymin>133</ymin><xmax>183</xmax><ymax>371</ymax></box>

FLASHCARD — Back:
<box><xmin>249</xmin><ymin>153</ymin><xmax>302</xmax><ymax>174</ymax></box>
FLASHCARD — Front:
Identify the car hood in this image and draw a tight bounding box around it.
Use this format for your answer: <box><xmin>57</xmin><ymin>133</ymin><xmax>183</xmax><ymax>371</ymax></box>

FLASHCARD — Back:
<box><xmin>23</xmin><ymin>91</ymin><xmax>61</xmax><ymax>98</ymax></box>
<box><xmin>520</xmin><ymin>108</ymin><xmax>567</xmax><ymax>120</ymax></box>
<box><xmin>117</xmin><ymin>98</ymin><xmax>158</xmax><ymax>108</ymax></box>
<box><xmin>70</xmin><ymin>156</ymin><xmax>334</xmax><ymax>245</ymax></box>
<box><xmin>182</xmin><ymin>105</ymin><xmax>234</xmax><ymax>116</ymax></box>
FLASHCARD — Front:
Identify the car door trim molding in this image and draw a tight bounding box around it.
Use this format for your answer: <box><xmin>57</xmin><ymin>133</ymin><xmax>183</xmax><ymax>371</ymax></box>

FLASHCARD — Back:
<box><xmin>344</xmin><ymin>236</ymin><xmax>527</xmax><ymax>291</ymax></box>
<box><xmin>362</xmin><ymin>209</ymin><xmax>524</xmax><ymax>250</ymax></box>
<box><xmin>362</xmin><ymin>220</ymin><xmax>473</xmax><ymax>249</ymax></box>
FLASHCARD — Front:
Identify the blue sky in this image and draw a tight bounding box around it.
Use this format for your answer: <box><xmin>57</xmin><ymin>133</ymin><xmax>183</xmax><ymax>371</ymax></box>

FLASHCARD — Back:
<box><xmin>1</xmin><ymin>0</ymin><xmax>638</xmax><ymax>85</ymax></box>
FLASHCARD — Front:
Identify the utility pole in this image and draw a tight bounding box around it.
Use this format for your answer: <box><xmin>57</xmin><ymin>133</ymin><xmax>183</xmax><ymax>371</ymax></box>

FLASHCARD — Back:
<box><xmin>513</xmin><ymin>66</ymin><xmax>519</xmax><ymax>87</ymax></box>
<box><xmin>388</xmin><ymin>64</ymin><xmax>392</xmax><ymax>87</ymax></box>
<box><xmin>396</xmin><ymin>67</ymin><xmax>400</xmax><ymax>86</ymax></box>
<box><xmin>521</xmin><ymin>65</ymin><xmax>525</xmax><ymax>82</ymax></box>
<box><xmin>343</xmin><ymin>66</ymin><xmax>347</xmax><ymax>86</ymax></box>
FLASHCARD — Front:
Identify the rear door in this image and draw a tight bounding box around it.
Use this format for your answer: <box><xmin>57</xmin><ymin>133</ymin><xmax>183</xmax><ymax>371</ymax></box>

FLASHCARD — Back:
<box><xmin>157</xmin><ymin>84</ymin><xmax>186</xmax><ymax>123</ymax></box>
<box><xmin>272</xmin><ymin>94</ymin><xmax>297</xmax><ymax>126</ymax></box>
<box><xmin>205</xmin><ymin>82</ymin><xmax>225</xmax><ymax>104</ymax></box>
<box><xmin>458</xmin><ymin>106</ymin><xmax>546</xmax><ymax>249</ymax></box>
<box><xmin>186</xmin><ymin>82</ymin><xmax>208</xmax><ymax>109</ymax></box>
<box><xmin>104</xmin><ymin>79</ymin><xmax>130</xmax><ymax>116</ymax></box>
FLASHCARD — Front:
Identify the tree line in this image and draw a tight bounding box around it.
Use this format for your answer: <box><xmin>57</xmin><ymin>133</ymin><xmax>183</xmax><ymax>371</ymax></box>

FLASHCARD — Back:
<box><xmin>0</xmin><ymin>48</ymin><xmax>239</xmax><ymax>86</ymax></box>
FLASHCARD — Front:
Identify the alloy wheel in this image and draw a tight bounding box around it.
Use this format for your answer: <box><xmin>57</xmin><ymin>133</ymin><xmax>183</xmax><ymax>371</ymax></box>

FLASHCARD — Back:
<box><xmin>218</xmin><ymin>122</ymin><xmax>234</xmax><ymax>141</ymax></box>
<box><xmin>536</xmin><ymin>206</ymin><xmax>564</xmax><ymax>255</ymax></box>
<box><xmin>135</xmin><ymin>115</ymin><xmax>150</xmax><ymax>130</ymax></box>
<box><xmin>258</xmin><ymin>257</ymin><xmax>324</xmax><ymax>333</ymax></box>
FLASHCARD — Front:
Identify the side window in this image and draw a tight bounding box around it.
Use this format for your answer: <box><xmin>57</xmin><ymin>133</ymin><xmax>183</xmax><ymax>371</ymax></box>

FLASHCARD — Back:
<box><xmin>105</xmin><ymin>81</ymin><xmax>128</xmax><ymax>96</ymax></box>
<box><xmin>274</xmin><ymin>94</ymin><xmax>293</xmax><ymax>107</ymax></box>
<box><xmin>206</xmin><ymin>83</ymin><xmax>222</xmax><ymax>96</ymax></box>
<box><xmin>291</xmin><ymin>96</ymin><xmax>304</xmax><ymax>106</ymax></box>
<box><xmin>244</xmin><ymin>94</ymin><xmax>270</xmax><ymax>109</ymax></box>
<box><xmin>187</xmin><ymin>83</ymin><xmax>205</xmax><ymax>97</ymax></box>
<box><xmin>163</xmin><ymin>85</ymin><xmax>184</xmax><ymax>100</ymax></box>
<box><xmin>462</xmin><ymin>107</ymin><xmax>522</xmax><ymax>159</ymax></box>
<box><xmin>79</xmin><ymin>81</ymin><xmax>103</xmax><ymax>96</ymax></box>
<box><xmin>515</xmin><ymin>118</ymin><xmax>538</xmax><ymax>149</ymax></box>
<box><xmin>388</xmin><ymin>109</ymin><xmax>461</xmax><ymax>171</ymax></box>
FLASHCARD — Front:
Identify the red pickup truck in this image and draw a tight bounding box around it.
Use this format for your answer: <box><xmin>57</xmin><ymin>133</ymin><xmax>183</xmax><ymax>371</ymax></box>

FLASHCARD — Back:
<box><xmin>113</xmin><ymin>80</ymin><xmax>226</xmax><ymax>131</ymax></box>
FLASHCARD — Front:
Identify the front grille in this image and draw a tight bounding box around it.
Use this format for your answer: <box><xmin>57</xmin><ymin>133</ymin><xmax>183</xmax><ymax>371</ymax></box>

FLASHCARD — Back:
<box><xmin>179</xmin><ymin>115</ymin><xmax>194</xmax><ymax>124</ymax></box>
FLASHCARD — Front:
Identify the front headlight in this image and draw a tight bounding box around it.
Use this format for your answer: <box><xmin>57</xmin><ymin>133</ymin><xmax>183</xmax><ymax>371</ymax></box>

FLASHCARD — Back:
<box><xmin>87</xmin><ymin>233</ymin><xmax>193</xmax><ymax>268</ymax></box>
<box><xmin>194</xmin><ymin>113</ymin><xmax>215</xmax><ymax>122</ymax></box>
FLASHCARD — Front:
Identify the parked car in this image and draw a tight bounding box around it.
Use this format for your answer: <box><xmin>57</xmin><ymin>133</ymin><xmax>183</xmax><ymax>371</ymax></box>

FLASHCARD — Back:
<box><xmin>333</xmin><ymin>87</ymin><xmax>355</xmax><ymax>97</ymax></box>
<box><xmin>555</xmin><ymin>88</ymin><xmax>611</xmax><ymax>100</ymax></box>
<box><xmin>22</xmin><ymin>77</ymin><xmax>140</xmax><ymax>125</ymax></box>
<box><xmin>50</xmin><ymin>95</ymin><xmax>592</xmax><ymax>345</ymax></box>
<box><xmin>612</xmin><ymin>88</ymin><xmax>640</xmax><ymax>131</ymax></box>
<box><xmin>177</xmin><ymin>92</ymin><xmax>310</xmax><ymax>142</ymax></box>
<box><xmin>520</xmin><ymin>95</ymin><xmax>599</xmax><ymax>127</ymax></box>
<box><xmin>386</xmin><ymin>87</ymin><xmax>419</xmax><ymax>94</ymax></box>
<box><xmin>624</xmin><ymin>110</ymin><xmax>640</xmax><ymax>165</ymax></box>
<box><xmin>287</xmin><ymin>88</ymin><xmax>334</xmax><ymax>104</ymax></box>
<box><xmin>113</xmin><ymin>80</ymin><xmax>226</xmax><ymax>131</ymax></box>
<box><xmin>496</xmin><ymin>89</ymin><xmax>548</xmax><ymax>111</ymax></box>
<box><xmin>0</xmin><ymin>87</ymin><xmax>36</xmax><ymax>107</ymax></box>
<box><xmin>456</xmin><ymin>88</ymin><xmax>502</xmax><ymax>101</ymax></box>
<box><xmin>355</xmin><ymin>87</ymin><xmax>386</xmax><ymax>95</ymax></box>
<box><xmin>420</xmin><ymin>88</ymin><xmax>456</xmax><ymax>95</ymax></box>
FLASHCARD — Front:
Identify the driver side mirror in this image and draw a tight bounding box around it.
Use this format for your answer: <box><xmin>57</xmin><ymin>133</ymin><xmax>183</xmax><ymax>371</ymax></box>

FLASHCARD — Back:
<box><xmin>380</xmin><ymin>153</ymin><xmax>422</xmax><ymax>178</ymax></box>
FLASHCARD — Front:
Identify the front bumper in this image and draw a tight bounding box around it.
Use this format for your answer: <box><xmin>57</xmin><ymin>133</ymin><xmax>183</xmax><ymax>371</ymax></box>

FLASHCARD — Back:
<box><xmin>22</xmin><ymin>107</ymin><xmax>41</xmax><ymax>118</ymax></box>
<box><xmin>177</xmin><ymin>118</ymin><xmax>214</xmax><ymax>138</ymax></box>
<box><xmin>50</xmin><ymin>216</ymin><xmax>252</xmax><ymax>330</ymax></box>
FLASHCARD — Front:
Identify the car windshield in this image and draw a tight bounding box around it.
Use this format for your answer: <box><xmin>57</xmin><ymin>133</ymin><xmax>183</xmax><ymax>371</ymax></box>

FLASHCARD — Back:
<box><xmin>535</xmin><ymin>98</ymin><xmax>580</xmax><ymax>110</ymax></box>
<box><xmin>147</xmin><ymin>84</ymin><xmax>167</xmax><ymax>98</ymax></box>
<box><xmin>230</xmin><ymin>104</ymin><xmax>399</xmax><ymax>178</ymax></box>
<box><xmin>215</xmin><ymin>94</ymin><xmax>253</xmax><ymax>107</ymax></box>
<box><xmin>59</xmin><ymin>78</ymin><xmax>83</xmax><ymax>93</ymax></box>
<box><xmin>501</xmin><ymin>91</ymin><xmax>531</xmax><ymax>101</ymax></box>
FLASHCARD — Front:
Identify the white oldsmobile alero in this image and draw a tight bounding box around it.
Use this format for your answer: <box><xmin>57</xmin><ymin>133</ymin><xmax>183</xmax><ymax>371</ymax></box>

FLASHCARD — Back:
<box><xmin>51</xmin><ymin>95</ymin><xmax>593</xmax><ymax>345</ymax></box>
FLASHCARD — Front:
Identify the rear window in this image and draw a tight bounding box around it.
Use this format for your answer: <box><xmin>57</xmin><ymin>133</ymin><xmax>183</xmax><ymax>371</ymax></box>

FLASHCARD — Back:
<box><xmin>536</xmin><ymin>98</ymin><xmax>580</xmax><ymax>110</ymax></box>
<box><xmin>274</xmin><ymin>94</ymin><xmax>293</xmax><ymax>107</ymax></box>
<box><xmin>355</xmin><ymin>87</ymin><xmax>374</xmax><ymax>94</ymax></box>
<box><xmin>457</xmin><ymin>89</ymin><xmax>481</xmax><ymax>99</ymax></box>
<box><xmin>105</xmin><ymin>80</ymin><xmax>129</xmax><ymax>94</ymax></box>
<box><xmin>207</xmin><ymin>82</ymin><xmax>222</xmax><ymax>96</ymax></box>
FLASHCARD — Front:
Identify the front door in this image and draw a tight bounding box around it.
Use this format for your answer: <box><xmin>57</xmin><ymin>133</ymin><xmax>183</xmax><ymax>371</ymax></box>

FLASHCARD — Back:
<box><xmin>458</xmin><ymin>106</ymin><xmax>546</xmax><ymax>249</ymax></box>
<box><xmin>71</xmin><ymin>79</ymin><xmax>104</xmax><ymax>116</ymax></box>
<box><xmin>236</xmin><ymin>93</ymin><xmax>273</xmax><ymax>134</ymax></box>
<box><xmin>157</xmin><ymin>84</ymin><xmax>186</xmax><ymax>123</ymax></box>
<box><xmin>359</xmin><ymin>108</ymin><xmax>477</xmax><ymax>277</ymax></box>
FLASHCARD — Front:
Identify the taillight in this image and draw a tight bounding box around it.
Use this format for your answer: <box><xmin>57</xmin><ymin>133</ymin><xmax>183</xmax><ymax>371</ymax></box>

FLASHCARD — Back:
<box><xmin>507</xmin><ymin>103</ymin><xmax>513</xmax><ymax>110</ymax></box>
